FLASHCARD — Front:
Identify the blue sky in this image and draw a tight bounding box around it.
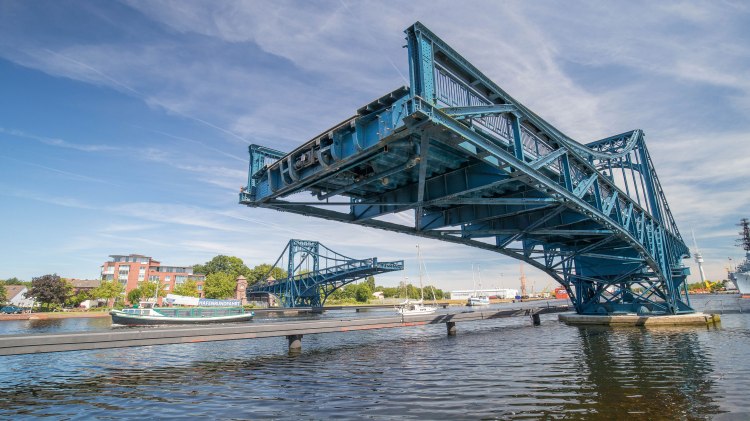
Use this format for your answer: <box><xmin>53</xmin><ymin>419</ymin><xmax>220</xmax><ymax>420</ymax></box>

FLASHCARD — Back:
<box><xmin>1</xmin><ymin>1</ymin><xmax>749</xmax><ymax>291</ymax></box>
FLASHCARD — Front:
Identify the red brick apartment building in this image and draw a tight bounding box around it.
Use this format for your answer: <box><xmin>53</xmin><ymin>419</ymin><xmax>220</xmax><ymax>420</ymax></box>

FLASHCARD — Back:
<box><xmin>101</xmin><ymin>254</ymin><xmax>206</xmax><ymax>298</ymax></box>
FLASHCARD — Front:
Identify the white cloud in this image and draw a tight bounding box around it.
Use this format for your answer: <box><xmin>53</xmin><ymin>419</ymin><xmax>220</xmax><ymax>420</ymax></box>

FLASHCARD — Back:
<box><xmin>0</xmin><ymin>127</ymin><xmax>119</xmax><ymax>152</ymax></box>
<box><xmin>1</xmin><ymin>1</ymin><xmax>748</xmax><ymax>285</ymax></box>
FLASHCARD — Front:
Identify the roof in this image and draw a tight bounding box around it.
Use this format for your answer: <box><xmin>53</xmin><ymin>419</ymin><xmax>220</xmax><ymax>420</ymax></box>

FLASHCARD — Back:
<box><xmin>68</xmin><ymin>279</ymin><xmax>101</xmax><ymax>289</ymax></box>
<box><xmin>4</xmin><ymin>285</ymin><xmax>27</xmax><ymax>301</ymax></box>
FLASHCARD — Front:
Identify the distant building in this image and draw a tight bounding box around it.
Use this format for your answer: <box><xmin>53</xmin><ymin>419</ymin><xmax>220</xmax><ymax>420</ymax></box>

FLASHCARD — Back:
<box><xmin>101</xmin><ymin>254</ymin><xmax>206</xmax><ymax>299</ymax></box>
<box><xmin>5</xmin><ymin>285</ymin><xmax>35</xmax><ymax>308</ymax></box>
<box><xmin>450</xmin><ymin>288</ymin><xmax>518</xmax><ymax>300</ymax></box>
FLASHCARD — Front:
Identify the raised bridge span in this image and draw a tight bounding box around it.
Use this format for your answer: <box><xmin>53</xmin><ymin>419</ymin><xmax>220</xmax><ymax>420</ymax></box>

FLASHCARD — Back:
<box><xmin>248</xmin><ymin>239</ymin><xmax>404</xmax><ymax>308</ymax></box>
<box><xmin>240</xmin><ymin>22</ymin><xmax>693</xmax><ymax>316</ymax></box>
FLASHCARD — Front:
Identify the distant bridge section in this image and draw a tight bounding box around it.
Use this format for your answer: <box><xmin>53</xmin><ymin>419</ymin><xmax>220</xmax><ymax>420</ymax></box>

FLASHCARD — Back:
<box><xmin>249</xmin><ymin>239</ymin><xmax>403</xmax><ymax>307</ymax></box>
<box><xmin>240</xmin><ymin>22</ymin><xmax>693</xmax><ymax>315</ymax></box>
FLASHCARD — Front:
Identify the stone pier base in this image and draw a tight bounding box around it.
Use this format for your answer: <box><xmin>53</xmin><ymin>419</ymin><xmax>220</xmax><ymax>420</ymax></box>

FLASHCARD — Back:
<box><xmin>559</xmin><ymin>312</ymin><xmax>720</xmax><ymax>326</ymax></box>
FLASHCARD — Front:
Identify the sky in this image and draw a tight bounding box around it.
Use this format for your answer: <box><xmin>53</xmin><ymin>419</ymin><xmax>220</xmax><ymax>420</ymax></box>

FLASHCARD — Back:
<box><xmin>1</xmin><ymin>0</ymin><xmax>749</xmax><ymax>292</ymax></box>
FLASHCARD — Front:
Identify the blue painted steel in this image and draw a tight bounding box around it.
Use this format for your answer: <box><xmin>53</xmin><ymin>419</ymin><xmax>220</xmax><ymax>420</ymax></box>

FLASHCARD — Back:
<box><xmin>240</xmin><ymin>22</ymin><xmax>693</xmax><ymax>315</ymax></box>
<box><xmin>248</xmin><ymin>239</ymin><xmax>404</xmax><ymax>308</ymax></box>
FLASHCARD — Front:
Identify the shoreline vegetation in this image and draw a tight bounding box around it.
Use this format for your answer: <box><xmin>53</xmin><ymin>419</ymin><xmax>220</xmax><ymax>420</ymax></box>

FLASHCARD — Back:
<box><xmin>0</xmin><ymin>298</ymin><xmax>524</xmax><ymax>322</ymax></box>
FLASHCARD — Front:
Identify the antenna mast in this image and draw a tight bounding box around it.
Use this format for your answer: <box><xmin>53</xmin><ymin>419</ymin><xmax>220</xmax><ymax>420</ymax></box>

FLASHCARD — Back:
<box><xmin>519</xmin><ymin>262</ymin><xmax>527</xmax><ymax>298</ymax></box>
<box><xmin>691</xmin><ymin>229</ymin><xmax>707</xmax><ymax>282</ymax></box>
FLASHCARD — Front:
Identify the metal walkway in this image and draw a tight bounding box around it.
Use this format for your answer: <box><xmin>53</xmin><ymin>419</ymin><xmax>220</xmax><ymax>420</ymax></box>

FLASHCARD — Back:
<box><xmin>240</xmin><ymin>22</ymin><xmax>693</xmax><ymax>316</ymax></box>
<box><xmin>249</xmin><ymin>239</ymin><xmax>403</xmax><ymax>307</ymax></box>
<box><xmin>0</xmin><ymin>306</ymin><xmax>569</xmax><ymax>356</ymax></box>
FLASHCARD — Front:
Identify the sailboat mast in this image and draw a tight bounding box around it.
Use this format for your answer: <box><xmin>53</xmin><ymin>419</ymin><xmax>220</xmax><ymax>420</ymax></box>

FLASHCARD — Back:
<box><xmin>472</xmin><ymin>263</ymin><xmax>476</xmax><ymax>295</ymax></box>
<box><xmin>477</xmin><ymin>264</ymin><xmax>482</xmax><ymax>292</ymax></box>
<box><xmin>417</xmin><ymin>244</ymin><xmax>424</xmax><ymax>301</ymax></box>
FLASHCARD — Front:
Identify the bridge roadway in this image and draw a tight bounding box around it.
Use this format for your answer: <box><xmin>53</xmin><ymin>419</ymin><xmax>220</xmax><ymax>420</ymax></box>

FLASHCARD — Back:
<box><xmin>0</xmin><ymin>305</ymin><xmax>570</xmax><ymax>356</ymax></box>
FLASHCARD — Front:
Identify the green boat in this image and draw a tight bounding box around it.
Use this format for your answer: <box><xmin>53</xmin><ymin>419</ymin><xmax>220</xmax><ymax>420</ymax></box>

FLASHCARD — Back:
<box><xmin>110</xmin><ymin>304</ymin><xmax>254</xmax><ymax>326</ymax></box>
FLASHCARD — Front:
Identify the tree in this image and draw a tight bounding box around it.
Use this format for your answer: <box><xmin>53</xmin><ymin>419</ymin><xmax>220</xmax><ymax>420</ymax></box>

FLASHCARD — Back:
<box><xmin>355</xmin><ymin>283</ymin><xmax>372</xmax><ymax>303</ymax></box>
<box><xmin>248</xmin><ymin>263</ymin><xmax>288</xmax><ymax>285</ymax></box>
<box><xmin>194</xmin><ymin>255</ymin><xmax>251</xmax><ymax>279</ymax></box>
<box><xmin>3</xmin><ymin>277</ymin><xmax>25</xmax><ymax>285</ymax></box>
<box><xmin>139</xmin><ymin>280</ymin><xmax>167</xmax><ymax>301</ymax></box>
<box><xmin>365</xmin><ymin>275</ymin><xmax>375</xmax><ymax>291</ymax></box>
<box><xmin>203</xmin><ymin>272</ymin><xmax>236</xmax><ymax>299</ymax></box>
<box><xmin>127</xmin><ymin>287</ymin><xmax>143</xmax><ymax>304</ymax></box>
<box><xmin>25</xmin><ymin>274</ymin><xmax>72</xmax><ymax>310</ymax></box>
<box><xmin>173</xmin><ymin>279</ymin><xmax>200</xmax><ymax>297</ymax></box>
<box><xmin>91</xmin><ymin>279</ymin><xmax>125</xmax><ymax>308</ymax></box>
<box><xmin>66</xmin><ymin>290</ymin><xmax>91</xmax><ymax>308</ymax></box>
<box><xmin>0</xmin><ymin>283</ymin><xmax>6</xmax><ymax>303</ymax></box>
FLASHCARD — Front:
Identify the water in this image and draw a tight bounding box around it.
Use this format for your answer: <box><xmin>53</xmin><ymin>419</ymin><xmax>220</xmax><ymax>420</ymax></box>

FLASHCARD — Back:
<box><xmin>1</xmin><ymin>296</ymin><xmax>748</xmax><ymax>420</ymax></box>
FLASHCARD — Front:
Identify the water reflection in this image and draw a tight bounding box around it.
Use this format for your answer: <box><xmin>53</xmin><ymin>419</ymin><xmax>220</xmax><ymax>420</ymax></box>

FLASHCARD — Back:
<box><xmin>573</xmin><ymin>325</ymin><xmax>724</xmax><ymax>419</ymax></box>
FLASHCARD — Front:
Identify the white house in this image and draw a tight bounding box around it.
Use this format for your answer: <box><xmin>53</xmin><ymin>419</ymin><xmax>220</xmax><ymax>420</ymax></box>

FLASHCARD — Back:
<box><xmin>4</xmin><ymin>285</ymin><xmax>36</xmax><ymax>308</ymax></box>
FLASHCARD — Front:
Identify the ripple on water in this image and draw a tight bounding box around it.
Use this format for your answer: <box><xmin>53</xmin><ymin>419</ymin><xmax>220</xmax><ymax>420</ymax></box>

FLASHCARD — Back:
<box><xmin>0</xmin><ymin>312</ymin><xmax>748</xmax><ymax>419</ymax></box>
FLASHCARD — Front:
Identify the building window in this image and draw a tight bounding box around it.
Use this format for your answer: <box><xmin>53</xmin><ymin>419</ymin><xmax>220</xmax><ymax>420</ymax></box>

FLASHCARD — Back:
<box><xmin>165</xmin><ymin>276</ymin><xmax>171</xmax><ymax>282</ymax></box>
<box><xmin>175</xmin><ymin>275</ymin><xmax>186</xmax><ymax>285</ymax></box>
<box><xmin>164</xmin><ymin>285</ymin><xmax>170</xmax><ymax>291</ymax></box>
<box><xmin>149</xmin><ymin>275</ymin><xmax>160</xmax><ymax>282</ymax></box>
<box><xmin>197</xmin><ymin>285</ymin><xmax>203</xmax><ymax>291</ymax></box>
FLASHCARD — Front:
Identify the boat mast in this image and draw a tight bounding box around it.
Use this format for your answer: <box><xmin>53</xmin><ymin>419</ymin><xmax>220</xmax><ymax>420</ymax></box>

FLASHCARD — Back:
<box><xmin>738</xmin><ymin>218</ymin><xmax>750</xmax><ymax>254</ymax></box>
<box><xmin>477</xmin><ymin>264</ymin><xmax>483</xmax><ymax>297</ymax></box>
<box><xmin>471</xmin><ymin>263</ymin><xmax>476</xmax><ymax>296</ymax></box>
<box><xmin>417</xmin><ymin>244</ymin><xmax>424</xmax><ymax>301</ymax></box>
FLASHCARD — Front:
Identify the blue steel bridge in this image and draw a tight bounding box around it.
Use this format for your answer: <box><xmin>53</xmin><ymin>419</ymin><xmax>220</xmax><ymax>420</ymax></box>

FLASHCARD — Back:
<box><xmin>248</xmin><ymin>239</ymin><xmax>403</xmax><ymax>308</ymax></box>
<box><xmin>240</xmin><ymin>22</ymin><xmax>693</xmax><ymax>316</ymax></box>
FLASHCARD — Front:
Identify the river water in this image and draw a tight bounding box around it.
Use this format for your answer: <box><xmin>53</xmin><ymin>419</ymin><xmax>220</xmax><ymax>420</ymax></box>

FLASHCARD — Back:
<box><xmin>0</xmin><ymin>295</ymin><xmax>748</xmax><ymax>420</ymax></box>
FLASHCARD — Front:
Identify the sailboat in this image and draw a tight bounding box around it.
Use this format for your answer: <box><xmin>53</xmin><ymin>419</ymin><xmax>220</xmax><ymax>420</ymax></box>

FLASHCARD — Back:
<box><xmin>396</xmin><ymin>245</ymin><xmax>438</xmax><ymax>316</ymax></box>
<box><xmin>467</xmin><ymin>263</ymin><xmax>490</xmax><ymax>306</ymax></box>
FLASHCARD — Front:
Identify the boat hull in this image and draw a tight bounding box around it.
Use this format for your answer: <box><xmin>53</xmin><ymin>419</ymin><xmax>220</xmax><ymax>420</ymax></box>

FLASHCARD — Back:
<box><xmin>733</xmin><ymin>272</ymin><xmax>750</xmax><ymax>297</ymax></box>
<box><xmin>110</xmin><ymin>310</ymin><xmax>254</xmax><ymax>326</ymax></box>
<box><xmin>467</xmin><ymin>297</ymin><xmax>490</xmax><ymax>306</ymax></box>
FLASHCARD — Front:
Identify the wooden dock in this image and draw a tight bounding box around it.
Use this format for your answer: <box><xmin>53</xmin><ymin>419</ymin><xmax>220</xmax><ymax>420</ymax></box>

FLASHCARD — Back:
<box><xmin>0</xmin><ymin>305</ymin><xmax>571</xmax><ymax>356</ymax></box>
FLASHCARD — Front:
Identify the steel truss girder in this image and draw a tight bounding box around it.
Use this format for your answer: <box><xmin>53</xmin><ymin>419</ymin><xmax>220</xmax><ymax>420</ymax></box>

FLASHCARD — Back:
<box><xmin>241</xmin><ymin>22</ymin><xmax>693</xmax><ymax>315</ymax></box>
<box><xmin>248</xmin><ymin>239</ymin><xmax>403</xmax><ymax>307</ymax></box>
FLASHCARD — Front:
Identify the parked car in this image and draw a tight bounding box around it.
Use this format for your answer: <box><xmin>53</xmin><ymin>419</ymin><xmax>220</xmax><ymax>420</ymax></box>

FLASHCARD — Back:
<box><xmin>0</xmin><ymin>305</ymin><xmax>23</xmax><ymax>314</ymax></box>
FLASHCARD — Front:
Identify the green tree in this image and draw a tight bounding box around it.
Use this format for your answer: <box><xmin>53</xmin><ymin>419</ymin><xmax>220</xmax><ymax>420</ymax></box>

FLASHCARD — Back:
<box><xmin>91</xmin><ymin>279</ymin><xmax>125</xmax><ymax>308</ymax></box>
<box><xmin>365</xmin><ymin>275</ymin><xmax>375</xmax><ymax>291</ymax></box>
<box><xmin>173</xmin><ymin>279</ymin><xmax>200</xmax><ymax>297</ymax></box>
<box><xmin>355</xmin><ymin>283</ymin><xmax>372</xmax><ymax>303</ymax></box>
<box><xmin>194</xmin><ymin>255</ymin><xmax>251</xmax><ymax>279</ymax></box>
<box><xmin>3</xmin><ymin>277</ymin><xmax>25</xmax><ymax>285</ymax></box>
<box><xmin>204</xmin><ymin>272</ymin><xmax>236</xmax><ymax>299</ymax></box>
<box><xmin>26</xmin><ymin>274</ymin><xmax>72</xmax><ymax>310</ymax></box>
<box><xmin>248</xmin><ymin>263</ymin><xmax>288</xmax><ymax>285</ymax></box>
<box><xmin>0</xmin><ymin>283</ymin><xmax>6</xmax><ymax>303</ymax></box>
<box><xmin>127</xmin><ymin>287</ymin><xmax>143</xmax><ymax>304</ymax></box>
<box><xmin>66</xmin><ymin>290</ymin><xmax>91</xmax><ymax>308</ymax></box>
<box><xmin>139</xmin><ymin>280</ymin><xmax>167</xmax><ymax>301</ymax></box>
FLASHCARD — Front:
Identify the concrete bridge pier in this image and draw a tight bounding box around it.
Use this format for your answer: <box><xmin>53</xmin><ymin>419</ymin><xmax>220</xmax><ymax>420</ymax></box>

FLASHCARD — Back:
<box><xmin>446</xmin><ymin>321</ymin><xmax>457</xmax><ymax>336</ymax></box>
<box><xmin>532</xmin><ymin>313</ymin><xmax>541</xmax><ymax>326</ymax></box>
<box><xmin>287</xmin><ymin>334</ymin><xmax>303</xmax><ymax>351</ymax></box>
